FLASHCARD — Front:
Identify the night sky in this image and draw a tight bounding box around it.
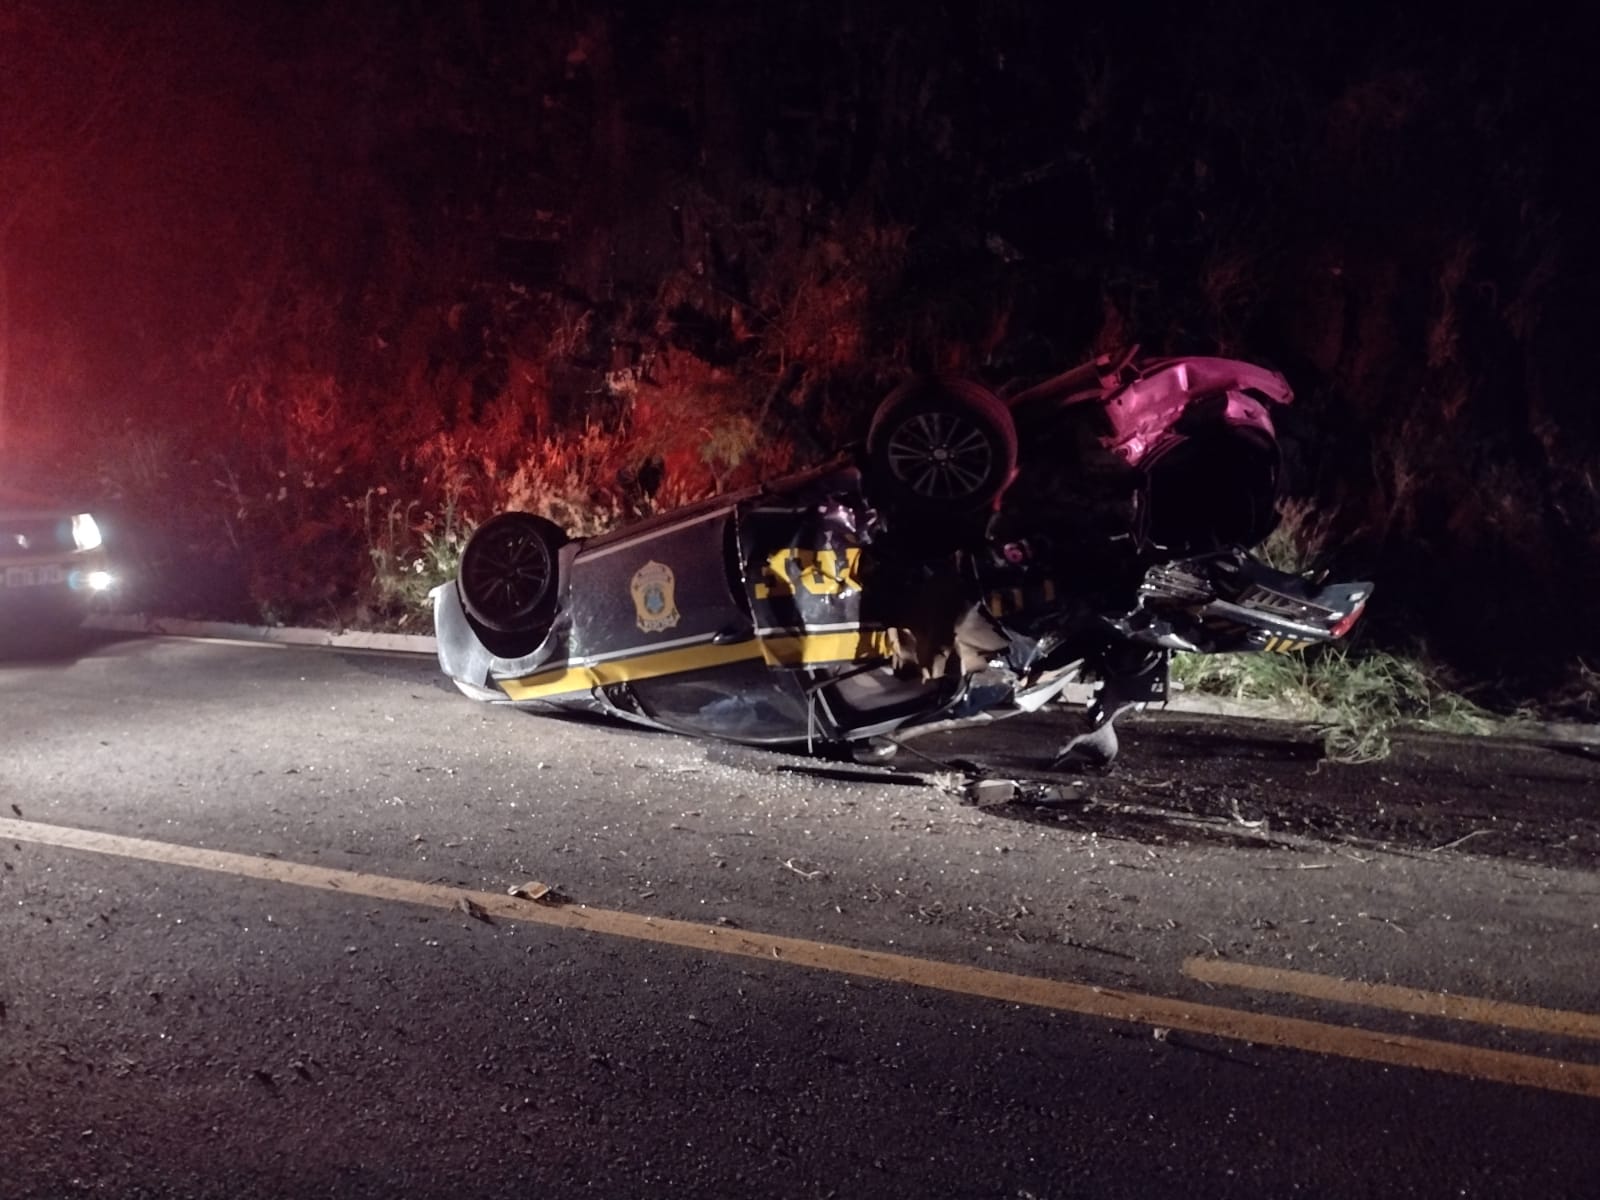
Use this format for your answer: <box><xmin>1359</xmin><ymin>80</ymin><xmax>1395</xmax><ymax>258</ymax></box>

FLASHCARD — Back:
<box><xmin>3</xmin><ymin>1</ymin><xmax>1597</xmax><ymax>706</ymax></box>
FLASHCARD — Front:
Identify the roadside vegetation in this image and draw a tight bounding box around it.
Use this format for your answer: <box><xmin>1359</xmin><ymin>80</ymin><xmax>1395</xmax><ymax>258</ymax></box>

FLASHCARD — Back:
<box><xmin>1170</xmin><ymin>501</ymin><xmax>1591</xmax><ymax>759</ymax></box>
<box><xmin>1169</xmin><ymin>646</ymin><xmax>1502</xmax><ymax>763</ymax></box>
<box><xmin>6</xmin><ymin>6</ymin><xmax>1596</xmax><ymax>722</ymax></box>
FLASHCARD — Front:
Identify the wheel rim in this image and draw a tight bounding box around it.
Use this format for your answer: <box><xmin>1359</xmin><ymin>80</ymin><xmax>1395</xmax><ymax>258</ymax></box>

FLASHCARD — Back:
<box><xmin>463</xmin><ymin>524</ymin><xmax>553</xmax><ymax>626</ymax></box>
<box><xmin>884</xmin><ymin>411</ymin><xmax>996</xmax><ymax>501</ymax></box>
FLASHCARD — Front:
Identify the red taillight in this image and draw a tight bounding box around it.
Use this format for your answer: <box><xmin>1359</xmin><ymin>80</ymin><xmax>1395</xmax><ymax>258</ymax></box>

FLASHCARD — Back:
<box><xmin>1330</xmin><ymin>601</ymin><xmax>1367</xmax><ymax>639</ymax></box>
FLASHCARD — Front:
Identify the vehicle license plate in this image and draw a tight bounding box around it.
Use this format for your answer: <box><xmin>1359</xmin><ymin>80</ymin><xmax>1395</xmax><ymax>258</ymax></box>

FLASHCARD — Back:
<box><xmin>3</xmin><ymin>563</ymin><xmax>68</xmax><ymax>588</ymax></box>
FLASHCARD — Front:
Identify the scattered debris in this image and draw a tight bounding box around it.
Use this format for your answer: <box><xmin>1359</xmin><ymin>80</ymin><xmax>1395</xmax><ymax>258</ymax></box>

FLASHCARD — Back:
<box><xmin>1227</xmin><ymin>796</ymin><xmax>1268</xmax><ymax>830</ymax></box>
<box><xmin>969</xmin><ymin>778</ymin><xmax>1020</xmax><ymax>806</ymax></box>
<box><xmin>457</xmin><ymin>897</ymin><xmax>492</xmax><ymax>922</ymax></box>
<box><xmin>1357</xmin><ymin>910</ymin><xmax>1409</xmax><ymax>935</ymax></box>
<box><xmin>1258</xmin><ymin>862</ymin><xmax>1334</xmax><ymax>871</ymax></box>
<box><xmin>1430</xmin><ymin>829</ymin><xmax>1493</xmax><ymax>853</ymax></box>
<box><xmin>507</xmin><ymin>881</ymin><xmax>569</xmax><ymax>905</ymax></box>
<box><xmin>1060</xmin><ymin>937</ymin><xmax>1138</xmax><ymax>962</ymax></box>
<box><xmin>782</xmin><ymin>858</ymin><xmax>824</xmax><ymax>879</ymax></box>
<box><xmin>926</xmin><ymin>770</ymin><xmax>971</xmax><ymax>797</ymax></box>
<box><xmin>961</xmin><ymin>776</ymin><xmax>1086</xmax><ymax>807</ymax></box>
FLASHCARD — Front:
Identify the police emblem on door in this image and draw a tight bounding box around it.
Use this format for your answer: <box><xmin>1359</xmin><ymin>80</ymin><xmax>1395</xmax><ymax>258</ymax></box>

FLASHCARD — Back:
<box><xmin>630</xmin><ymin>560</ymin><xmax>680</xmax><ymax>633</ymax></box>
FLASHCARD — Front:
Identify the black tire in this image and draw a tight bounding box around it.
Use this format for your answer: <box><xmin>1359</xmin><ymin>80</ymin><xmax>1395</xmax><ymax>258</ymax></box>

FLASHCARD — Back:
<box><xmin>458</xmin><ymin>512</ymin><xmax>568</xmax><ymax>634</ymax></box>
<box><xmin>865</xmin><ymin>377</ymin><xmax>1018</xmax><ymax>517</ymax></box>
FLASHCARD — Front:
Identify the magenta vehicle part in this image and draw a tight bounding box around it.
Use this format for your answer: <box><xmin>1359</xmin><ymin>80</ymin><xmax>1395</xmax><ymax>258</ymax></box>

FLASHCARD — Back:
<box><xmin>1008</xmin><ymin>353</ymin><xmax>1293</xmax><ymax>468</ymax></box>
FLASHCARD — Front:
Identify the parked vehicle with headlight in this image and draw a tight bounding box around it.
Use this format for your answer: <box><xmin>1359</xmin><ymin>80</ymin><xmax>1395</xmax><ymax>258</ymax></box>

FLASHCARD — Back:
<box><xmin>0</xmin><ymin>486</ymin><xmax>115</xmax><ymax>643</ymax></box>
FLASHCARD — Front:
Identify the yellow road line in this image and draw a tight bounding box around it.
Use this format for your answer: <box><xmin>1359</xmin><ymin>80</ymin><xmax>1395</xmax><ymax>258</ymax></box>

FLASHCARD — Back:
<box><xmin>1184</xmin><ymin>956</ymin><xmax>1600</xmax><ymax>1042</ymax></box>
<box><xmin>4</xmin><ymin>816</ymin><xmax>1598</xmax><ymax>1100</ymax></box>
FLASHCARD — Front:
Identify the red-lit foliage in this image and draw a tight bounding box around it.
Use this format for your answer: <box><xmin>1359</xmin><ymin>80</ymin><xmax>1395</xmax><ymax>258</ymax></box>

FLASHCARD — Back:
<box><xmin>1</xmin><ymin>3</ymin><xmax>1596</xmax><ymax>704</ymax></box>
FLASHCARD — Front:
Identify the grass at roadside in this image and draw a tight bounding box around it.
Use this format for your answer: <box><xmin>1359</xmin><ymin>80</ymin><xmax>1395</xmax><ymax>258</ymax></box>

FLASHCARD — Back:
<box><xmin>1167</xmin><ymin>499</ymin><xmax>1503</xmax><ymax>763</ymax></box>
<box><xmin>1170</xmin><ymin>645</ymin><xmax>1502</xmax><ymax>763</ymax></box>
<box><xmin>358</xmin><ymin>491</ymin><xmax>473</xmax><ymax>629</ymax></box>
<box><xmin>355</xmin><ymin>476</ymin><xmax>636</xmax><ymax>630</ymax></box>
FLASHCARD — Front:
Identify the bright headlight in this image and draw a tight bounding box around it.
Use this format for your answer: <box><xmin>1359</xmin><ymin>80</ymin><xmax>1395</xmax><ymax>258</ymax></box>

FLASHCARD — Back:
<box><xmin>72</xmin><ymin>513</ymin><xmax>103</xmax><ymax>551</ymax></box>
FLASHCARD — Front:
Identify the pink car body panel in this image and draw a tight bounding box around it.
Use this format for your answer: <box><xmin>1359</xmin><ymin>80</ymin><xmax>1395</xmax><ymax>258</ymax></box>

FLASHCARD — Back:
<box><xmin>1008</xmin><ymin>354</ymin><xmax>1293</xmax><ymax>467</ymax></box>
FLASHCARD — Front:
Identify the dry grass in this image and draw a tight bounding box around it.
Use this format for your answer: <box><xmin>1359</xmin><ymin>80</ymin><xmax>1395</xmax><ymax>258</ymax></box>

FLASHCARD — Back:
<box><xmin>1172</xmin><ymin>645</ymin><xmax>1499</xmax><ymax>763</ymax></box>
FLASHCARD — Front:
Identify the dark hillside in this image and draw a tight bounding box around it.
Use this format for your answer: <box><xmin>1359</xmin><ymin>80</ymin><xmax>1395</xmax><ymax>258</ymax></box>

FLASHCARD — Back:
<box><xmin>2</xmin><ymin>2</ymin><xmax>1595</xmax><ymax>710</ymax></box>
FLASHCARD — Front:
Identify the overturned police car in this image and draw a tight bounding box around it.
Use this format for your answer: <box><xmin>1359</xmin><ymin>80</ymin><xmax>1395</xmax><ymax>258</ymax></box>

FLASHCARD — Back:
<box><xmin>433</xmin><ymin>350</ymin><xmax>1371</xmax><ymax>765</ymax></box>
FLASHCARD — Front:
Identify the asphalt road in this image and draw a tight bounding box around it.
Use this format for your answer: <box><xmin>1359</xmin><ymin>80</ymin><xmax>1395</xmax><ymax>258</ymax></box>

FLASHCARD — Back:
<box><xmin>2</xmin><ymin>634</ymin><xmax>1597</xmax><ymax>1199</ymax></box>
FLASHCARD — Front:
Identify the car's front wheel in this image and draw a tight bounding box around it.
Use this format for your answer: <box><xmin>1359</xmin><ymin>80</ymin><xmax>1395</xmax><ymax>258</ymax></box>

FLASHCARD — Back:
<box><xmin>865</xmin><ymin>377</ymin><xmax>1018</xmax><ymax>518</ymax></box>
<box><xmin>458</xmin><ymin>512</ymin><xmax>567</xmax><ymax>635</ymax></box>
